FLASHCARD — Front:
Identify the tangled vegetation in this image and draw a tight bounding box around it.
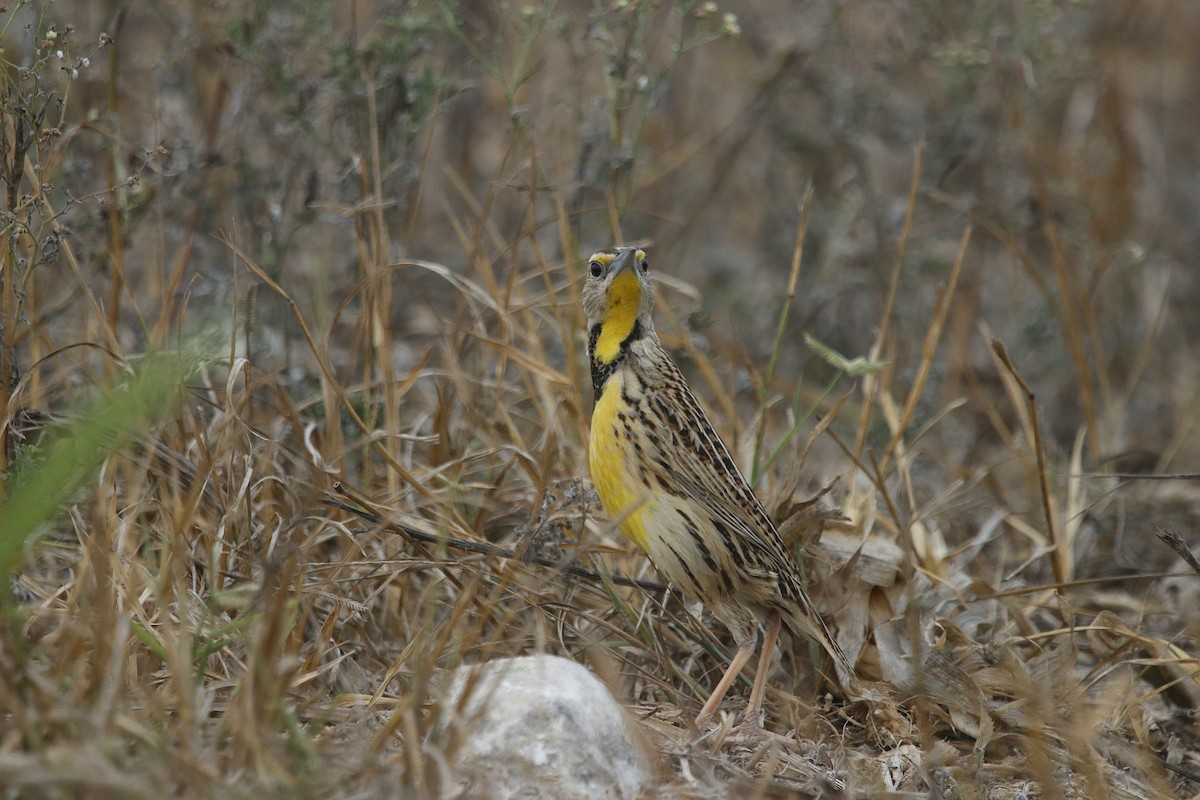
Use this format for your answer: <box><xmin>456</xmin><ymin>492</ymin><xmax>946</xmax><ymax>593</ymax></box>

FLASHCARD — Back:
<box><xmin>1</xmin><ymin>1</ymin><xmax>1198</xmax><ymax>797</ymax></box>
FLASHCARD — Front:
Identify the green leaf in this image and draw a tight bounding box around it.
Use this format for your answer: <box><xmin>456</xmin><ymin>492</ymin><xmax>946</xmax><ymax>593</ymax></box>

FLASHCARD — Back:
<box><xmin>803</xmin><ymin>332</ymin><xmax>889</xmax><ymax>376</ymax></box>
<box><xmin>0</xmin><ymin>351</ymin><xmax>199</xmax><ymax>586</ymax></box>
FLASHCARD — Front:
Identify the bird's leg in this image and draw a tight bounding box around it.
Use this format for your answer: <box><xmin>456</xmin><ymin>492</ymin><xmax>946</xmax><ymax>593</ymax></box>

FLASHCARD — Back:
<box><xmin>743</xmin><ymin>611</ymin><xmax>781</xmax><ymax>728</ymax></box>
<box><xmin>694</xmin><ymin>636</ymin><xmax>755</xmax><ymax>728</ymax></box>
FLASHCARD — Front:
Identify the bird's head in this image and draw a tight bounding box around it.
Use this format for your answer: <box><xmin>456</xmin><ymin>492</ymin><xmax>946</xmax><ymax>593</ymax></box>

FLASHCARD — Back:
<box><xmin>581</xmin><ymin>247</ymin><xmax>655</xmax><ymax>351</ymax></box>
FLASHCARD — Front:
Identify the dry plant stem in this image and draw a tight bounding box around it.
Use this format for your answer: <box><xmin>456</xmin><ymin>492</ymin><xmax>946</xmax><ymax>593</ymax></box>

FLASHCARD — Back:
<box><xmin>524</xmin><ymin>181</ymin><xmax>580</xmax><ymax>423</ymax></box>
<box><xmin>1089</xmin><ymin>470</ymin><xmax>1200</xmax><ymax>480</ymax></box>
<box><xmin>880</xmin><ymin>226</ymin><xmax>970</xmax><ymax>474</ymax></box>
<box><xmin>785</xmin><ymin>395</ymin><xmax>853</xmax><ymax>492</ymax></box>
<box><xmin>875</xmin><ymin>141</ymin><xmax>924</xmax><ymax>352</ymax></box>
<box><xmin>983</xmin><ymin>569</ymin><xmax>1187</xmax><ymax>601</ymax></box>
<box><xmin>928</xmin><ymin>184</ymin><xmax>1105</xmax><ymax>453</ymax></box>
<box><xmin>0</xmin><ymin>232</ymin><xmax>14</xmax><ymax>485</ymax></box>
<box><xmin>1155</xmin><ymin>388</ymin><xmax>1200</xmax><ymax>471</ymax></box>
<box><xmin>466</xmin><ymin>141</ymin><xmax>518</xmax><ymax>298</ymax></box>
<box><xmin>751</xmin><ymin>185</ymin><xmax>811</xmax><ymax>486</ymax></box>
<box><xmin>991</xmin><ymin>339</ymin><xmax>1067</xmax><ymax>587</ymax></box>
<box><xmin>1020</xmin><ymin>136</ymin><xmax>1107</xmax><ymax>459</ymax></box>
<box><xmin>149</xmin><ymin>213</ymin><xmax>201</xmax><ymax>346</ymax></box>
<box><xmin>360</xmin><ymin>76</ymin><xmax>400</xmax><ymax>497</ymax></box>
<box><xmin>1156</xmin><ymin>527</ymin><xmax>1200</xmax><ymax>574</ymax></box>
<box><xmin>821</xmin><ymin>426</ymin><xmax>876</xmax><ymax>490</ymax></box>
<box><xmin>444</xmin><ymin>165</ymin><xmax>514</xmax><ymax>297</ymax></box>
<box><xmin>853</xmin><ymin>142</ymin><xmax>923</xmax><ymax>476</ymax></box>
<box><xmin>662</xmin><ymin>51</ymin><xmax>801</xmax><ymax>256</ymax></box>
<box><xmin>637</xmin><ymin>51</ymin><xmax>799</xmax><ymax>194</ymax></box>
<box><xmin>21</xmin><ymin>159</ymin><xmax>121</xmax><ymax>354</ymax></box>
<box><xmin>552</xmin><ymin>168</ymin><xmax>584</xmax><ymax>322</ymax></box>
<box><xmin>325</xmin><ymin>486</ymin><xmax>669</xmax><ymax>593</ymax></box>
<box><xmin>403</xmin><ymin>706</ymin><xmax>426</xmax><ymax>794</ymax></box>
<box><xmin>103</xmin><ymin>27</ymin><xmax>125</xmax><ymax>339</ymax></box>
<box><xmin>227</xmin><ymin>240</ymin><xmax>433</xmax><ymax>499</ymax></box>
<box><xmin>1117</xmin><ymin>266</ymin><xmax>1170</xmax><ymax>417</ymax></box>
<box><xmin>403</xmin><ymin>87</ymin><xmax>441</xmax><ymax>255</ymax></box>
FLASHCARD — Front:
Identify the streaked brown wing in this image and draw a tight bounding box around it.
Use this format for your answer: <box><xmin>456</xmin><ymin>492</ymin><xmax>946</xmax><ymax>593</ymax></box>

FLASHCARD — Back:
<box><xmin>631</xmin><ymin>341</ymin><xmax>855</xmax><ymax>683</ymax></box>
<box><xmin>634</xmin><ymin>349</ymin><xmax>798</xmax><ymax>578</ymax></box>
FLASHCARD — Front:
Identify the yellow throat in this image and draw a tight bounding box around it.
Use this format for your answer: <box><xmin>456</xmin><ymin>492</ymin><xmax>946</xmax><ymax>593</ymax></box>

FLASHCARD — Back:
<box><xmin>592</xmin><ymin>268</ymin><xmax>641</xmax><ymax>365</ymax></box>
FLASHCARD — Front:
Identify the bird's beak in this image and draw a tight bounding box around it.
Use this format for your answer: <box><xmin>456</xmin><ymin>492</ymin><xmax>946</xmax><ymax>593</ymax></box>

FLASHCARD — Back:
<box><xmin>611</xmin><ymin>248</ymin><xmax>639</xmax><ymax>277</ymax></box>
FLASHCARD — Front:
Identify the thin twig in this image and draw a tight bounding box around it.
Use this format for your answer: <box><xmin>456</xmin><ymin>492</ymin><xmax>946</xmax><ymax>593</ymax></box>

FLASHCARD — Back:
<box><xmin>992</xmin><ymin>339</ymin><xmax>1066</xmax><ymax>588</ymax></box>
<box><xmin>752</xmin><ymin>184</ymin><xmax>812</xmax><ymax>485</ymax></box>
<box><xmin>1156</xmin><ymin>527</ymin><xmax>1200</xmax><ymax>575</ymax></box>
<box><xmin>323</xmin><ymin>487</ymin><xmax>670</xmax><ymax>594</ymax></box>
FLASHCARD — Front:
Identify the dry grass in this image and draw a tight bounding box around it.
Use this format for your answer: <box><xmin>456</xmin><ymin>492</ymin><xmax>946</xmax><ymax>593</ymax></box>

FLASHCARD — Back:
<box><xmin>2</xmin><ymin>0</ymin><xmax>1199</xmax><ymax>797</ymax></box>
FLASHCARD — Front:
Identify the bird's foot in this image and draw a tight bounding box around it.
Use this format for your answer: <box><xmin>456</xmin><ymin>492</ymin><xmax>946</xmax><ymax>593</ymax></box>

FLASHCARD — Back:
<box><xmin>694</xmin><ymin>710</ymin><xmax>785</xmax><ymax>748</ymax></box>
<box><xmin>725</xmin><ymin>717</ymin><xmax>776</xmax><ymax>746</ymax></box>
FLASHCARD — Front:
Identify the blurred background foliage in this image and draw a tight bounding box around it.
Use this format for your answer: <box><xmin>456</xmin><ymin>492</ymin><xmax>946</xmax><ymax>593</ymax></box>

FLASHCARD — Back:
<box><xmin>13</xmin><ymin>0</ymin><xmax>1196</xmax><ymax>461</ymax></box>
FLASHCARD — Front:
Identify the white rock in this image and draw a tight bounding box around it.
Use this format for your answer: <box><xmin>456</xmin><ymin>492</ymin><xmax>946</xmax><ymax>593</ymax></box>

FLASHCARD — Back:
<box><xmin>441</xmin><ymin>654</ymin><xmax>654</xmax><ymax>799</ymax></box>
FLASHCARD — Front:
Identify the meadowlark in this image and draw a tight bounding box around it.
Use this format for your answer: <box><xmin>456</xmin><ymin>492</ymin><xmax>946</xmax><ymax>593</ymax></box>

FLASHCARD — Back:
<box><xmin>583</xmin><ymin>246</ymin><xmax>853</xmax><ymax>729</ymax></box>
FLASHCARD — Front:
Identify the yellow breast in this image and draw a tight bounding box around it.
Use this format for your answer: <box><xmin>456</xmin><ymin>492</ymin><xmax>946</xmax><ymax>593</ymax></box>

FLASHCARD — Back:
<box><xmin>588</xmin><ymin>371</ymin><xmax>653</xmax><ymax>552</ymax></box>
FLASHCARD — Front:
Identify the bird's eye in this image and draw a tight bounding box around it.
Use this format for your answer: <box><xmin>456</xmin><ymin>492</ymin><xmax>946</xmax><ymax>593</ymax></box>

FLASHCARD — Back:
<box><xmin>589</xmin><ymin>261</ymin><xmax>603</xmax><ymax>278</ymax></box>
<box><xmin>640</xmin><ymin>259</ymin><xmax>650</xmax><ymax>273</ymax></box>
